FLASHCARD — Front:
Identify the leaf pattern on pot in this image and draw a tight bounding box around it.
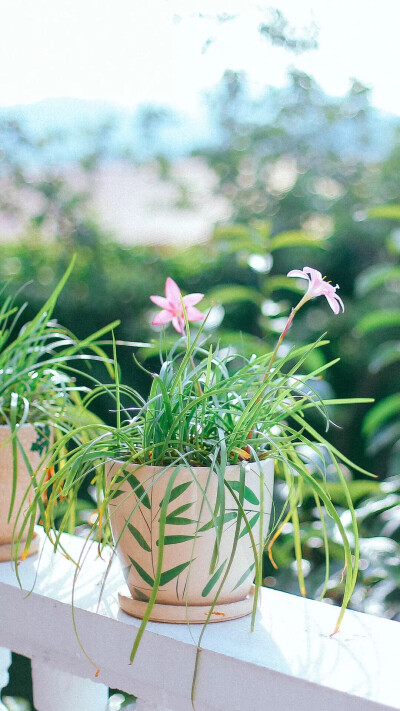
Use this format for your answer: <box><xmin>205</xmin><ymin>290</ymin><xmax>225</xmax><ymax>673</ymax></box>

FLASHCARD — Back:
<box><xmin>156</xmin><ymin>534</ymin><xmax>198</xmax><ymax>546</ymax></box>
<box><xmin>231</xmin><ymin>563</ymin><xmax>255</xmax><ymax>592</ymax></box>
<box><xmin>159</xmin><ymin>480</ymin><xmax>192</xmax><ymax>508</ymax></box>
<box><xmin>199</xmin><ymin>511</ymin><xmax>237</xmax><ymax>532</ymax></box>
<box><xmin>126</xmin><ymin>521</ymin><xmax>151</xmax><ymax>551</ymax></box>
<box><xmin>226</xmin><ymin>480</ymin><xmax>260</xmax><ymax>505</ymax></box>
<box><xmin>238</xmin><ymin>512</ymin><xmax>260</xmax><ymax>539</ymax></box>
<box><xmin>201</xmin><ymin>558</ymin><xmax>227</xmax><ymax>597</ymax></box>
<box><xmin>114</xmin><ymin>469</ymin><xmax>151</xmax><ymax>509</ymax></box>
<box><xmin>165</xmin><ymin>502</ymin><xmax>197</xmax><ymax>526</ymax></box>
<box><xmin>159</xmin><ymin>560</ymin><xmax>192</xmax><ymax>586</ymax></box>
<box><xmin>133</xmin><ymin>587</ymin><xmax>150</xmax><ymax>602</ymax></box>
<box><xmin>129</xmin><ymin>556</ymin><xmax>154</xmax><ymax>586</ymax></box>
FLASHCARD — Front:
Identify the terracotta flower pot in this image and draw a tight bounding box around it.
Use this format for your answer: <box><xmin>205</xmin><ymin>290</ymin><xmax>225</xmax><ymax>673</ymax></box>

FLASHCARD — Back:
<box><xmin>106</xmin><ymin>459</ymin><xmax>274</xmax><ymax>623</ymax></box>
<box><xmin>0</xmin><ymin>424</ymin><xmax>48</xmax><ymax>561</ymax></box>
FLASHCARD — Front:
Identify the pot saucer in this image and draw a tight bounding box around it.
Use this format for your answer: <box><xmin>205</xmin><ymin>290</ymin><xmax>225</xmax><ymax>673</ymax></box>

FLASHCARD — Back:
<box><xmin>118</xmin><ymin>585</ymin><xmax>255</xmax><ymax>623</ymax></box>
<box><xmin>0</xmin><ymin>531</ymin><xmax>40</xmax><ymax>562</ymax></box>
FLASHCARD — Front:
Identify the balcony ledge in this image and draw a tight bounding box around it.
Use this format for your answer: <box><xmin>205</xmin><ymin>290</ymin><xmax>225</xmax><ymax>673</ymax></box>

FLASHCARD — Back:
<box><xmin>0</xmin><ymin>529</ymin><xmax>399</xmax><ymax>711</ymax></box>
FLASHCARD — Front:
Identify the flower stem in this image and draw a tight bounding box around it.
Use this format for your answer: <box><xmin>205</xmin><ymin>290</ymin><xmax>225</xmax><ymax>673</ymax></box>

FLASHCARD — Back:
<box><xmin>245</xmin><ymin>295</ymin><xmax>309</xmax><ymax>452</ymax></box>
<box><xmin>264</xmin><ymin>294</ymin><xmax>309</xmax><ymax>379</ymax></box>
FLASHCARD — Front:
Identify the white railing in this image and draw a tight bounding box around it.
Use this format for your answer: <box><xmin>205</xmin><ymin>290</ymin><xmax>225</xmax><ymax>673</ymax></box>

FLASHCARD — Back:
<box><xmin>0</xmin><ymin>528</ymin><xmax>400</xmax><ymax>711</ymax></box>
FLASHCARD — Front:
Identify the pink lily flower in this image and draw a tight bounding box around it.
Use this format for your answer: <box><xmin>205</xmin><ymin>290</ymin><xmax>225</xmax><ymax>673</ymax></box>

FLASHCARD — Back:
<box><xmin>150</xmin><ymin>277</ymin><xmax>204</xmax><ymax>334</ymax></box>
<box><xmin>287</xmin><ymin>266</ymin><xmax>345</xmax><ymax>314</ymax></box>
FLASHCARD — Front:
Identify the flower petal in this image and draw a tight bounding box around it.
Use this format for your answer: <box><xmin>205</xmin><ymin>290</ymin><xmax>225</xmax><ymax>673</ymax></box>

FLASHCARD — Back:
<box><xmin>186</xmin><ymin>306</ymin><xmax>204</xmax><ymax>322</ymax></box>
<box><xmin>150</xmin><ymin>295</ymin><xmax>170</xmax><ymax>309</ymax></box>
<box><xmin>287</xmin><ymin>269</ymin><xmax>309</xmax><ymax>280</ymax></box>
<box><xmin>152</xmin><ymin>310</ymin><xmax>173</xmax><ymax>325</ymax></box>
<box><xmin>165</xmin><ymin>277</ymin><xmax>182</xmax><ymax>308</ymax></box>
<box><xmin>327</xmin><ymin>293</ymin><xmax>344</xmax><ymax>313</ymax></box>
<box><xmin>303</xmin><ymin>266</ymin><xmax>323</xmax><ymax>281</ymax></box>
<box><xmin>183</xmin><ymin>293</ymin><xmax>204</xmax><ymax>307</ymax></box>
<box><xmin>172</xmin><ymin>316</ymin><xmax>185</xmax><ymax>334</ymax></box>
<box><xmin>336</xmin><ymin>294</ymin><xmax>345</xmax><ymax>312</ymax></box>
<box><xmin>325</xmin><ymin>295</ymin><xmax>341</xmax><ymax>314</ymax></box>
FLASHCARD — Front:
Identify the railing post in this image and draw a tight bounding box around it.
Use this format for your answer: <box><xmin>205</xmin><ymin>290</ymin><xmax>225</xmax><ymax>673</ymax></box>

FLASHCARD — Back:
<box><xmin>0</xmin><ymin>648</ymin><xmax>11</xmax><ymax>711</ymax></box>
<box><xmin>31</xmin><ymin>659</ymin><xmax>109</xmax><ymax>711</ymax></box>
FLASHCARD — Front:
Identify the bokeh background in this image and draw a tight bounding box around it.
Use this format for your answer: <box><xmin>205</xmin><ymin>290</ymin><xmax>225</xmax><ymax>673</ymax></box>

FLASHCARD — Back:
<box><xmin>1</xmin><ymin>2</ymin><xmax>399</xmax><ymax>709</ymax></box>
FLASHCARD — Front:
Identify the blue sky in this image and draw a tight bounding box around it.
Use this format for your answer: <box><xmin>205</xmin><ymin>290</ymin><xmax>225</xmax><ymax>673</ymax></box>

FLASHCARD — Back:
<box><xmin>0</xmin><ymin>0</ymin><xmax>399</xmax><ymax>115</ymax></box>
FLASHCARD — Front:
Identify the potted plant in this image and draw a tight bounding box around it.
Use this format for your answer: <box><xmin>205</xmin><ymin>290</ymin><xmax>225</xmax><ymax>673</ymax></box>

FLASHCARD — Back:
<box><xmin>0</xmin><ymin>258</ymin><xmax>118</xmax><ymax>562</ymax></box>
<box><xmin>36</xmin><ymin>267</ymin><xmax>372</xmax><ymax>665</ymax></box>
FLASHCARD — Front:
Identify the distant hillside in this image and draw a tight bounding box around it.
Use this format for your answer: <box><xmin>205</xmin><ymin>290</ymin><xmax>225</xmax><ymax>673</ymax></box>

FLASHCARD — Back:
<box><xmin>0</xmin><ymin>97</ymin><xmax>217</xmax><ymax>165</ymax></box>
<box><xmin>0</xmin><ymin>91</ymin><xmax>398</xmax><ymax>167</ymax></box>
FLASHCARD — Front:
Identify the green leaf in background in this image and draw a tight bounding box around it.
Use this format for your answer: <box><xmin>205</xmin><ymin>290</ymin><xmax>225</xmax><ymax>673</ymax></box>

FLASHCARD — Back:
<box><xmin>368</xmin><ymin>205</ymin><xmax>400</xmax><ymax>220</ymax></box>
<box><xmin>212</xmin><ymin>222</ymin><xmax>271</xmax><ymax>253</ymax></box>
<box><xmin>301</xmin><ymin>480</ymin><xmax>381</xmax><ymax>507</ymax></box>
<box><xmin>363</xmin><ymin>394</ymin><xmax>400</xmax><ymax>436</ymax></box>
<box><xmin>356</xmin><ymin>310</ymin><xmax>400</xmax><ymax>335</ymax></box>
<box><xmin>369</xmin><ymin>342</ymin><xmax>400</xmax><ymax>373</ymax></box>
<box><xmin>268</xmin><ymin>230</ymin><xmax>325</xmax><ymax>251</ymax></box>
<box><xmin>367</xmin><ymin>422</ymin><xmax>400</xmax><ymax>455</ymax></box>
<box><xmin>204</xmin><ymin>285</ymin><xmax>263</xmax><ymax>308</ymax></box>
<box><xmin>263</xmin><ymin>275</ymin><xmax>305</xmax><ymax>295</ymax></box>
<box><xmin>355</xmin><ymin>264</ymin><xmax>400</xmax><ymax>296</ymax></box>
<box><xmin>3</xmin><ymin>698</ymin><xmax>32</xmax><ymax>711</ymax></box>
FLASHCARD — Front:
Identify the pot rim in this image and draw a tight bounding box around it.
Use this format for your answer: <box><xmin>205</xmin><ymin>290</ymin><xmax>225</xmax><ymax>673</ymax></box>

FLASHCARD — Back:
<box><xmin>106</xmin><ymin>457</ymin><xmax>274</xmax><ymax>475</ymax></box>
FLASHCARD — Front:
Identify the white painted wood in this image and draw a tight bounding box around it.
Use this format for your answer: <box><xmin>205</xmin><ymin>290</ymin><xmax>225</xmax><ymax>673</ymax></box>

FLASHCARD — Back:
<box><xmin>0</xmin><ymin>647</ymin><xmax>11</xmax><ymax>711</ymax></box>
<box><xmin>135</xmin><ymin>701</ymin><xmax>174</xmax><ymax>711</ymax></box>
<box><xmin>31</xmin><ymin>659</ymin><xmax>109</xmax><ymax>711</ymax></box>
<box><xmin>0</xmin><ymin>529</ymin><xmax>399</xmax><ymax>711</ymax></box>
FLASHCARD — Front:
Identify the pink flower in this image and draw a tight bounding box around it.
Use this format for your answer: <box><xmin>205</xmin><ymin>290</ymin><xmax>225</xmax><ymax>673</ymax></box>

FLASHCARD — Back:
<box><xmin>150</xmin><ymin>277</ymin><xmax>204</xmax><ymax>334</ymax></box>
<box><xmin>287</xmin><ymin>266</ymin><xmax>345</xmax><ymax>314</ymax></box>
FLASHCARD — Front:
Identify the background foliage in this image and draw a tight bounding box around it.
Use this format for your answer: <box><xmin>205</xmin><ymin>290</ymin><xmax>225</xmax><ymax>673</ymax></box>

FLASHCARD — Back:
<box><xmin>1</xmin><ymin>68</ymin><xmax>399</xmax><ymax>709</ymax></box>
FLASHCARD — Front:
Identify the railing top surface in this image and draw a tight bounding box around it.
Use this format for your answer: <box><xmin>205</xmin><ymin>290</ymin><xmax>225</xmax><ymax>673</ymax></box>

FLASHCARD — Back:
<box><xmin>0</xmin><ymin>529</ymin><xmax>399</xmax><ymax>711</ymax></box>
